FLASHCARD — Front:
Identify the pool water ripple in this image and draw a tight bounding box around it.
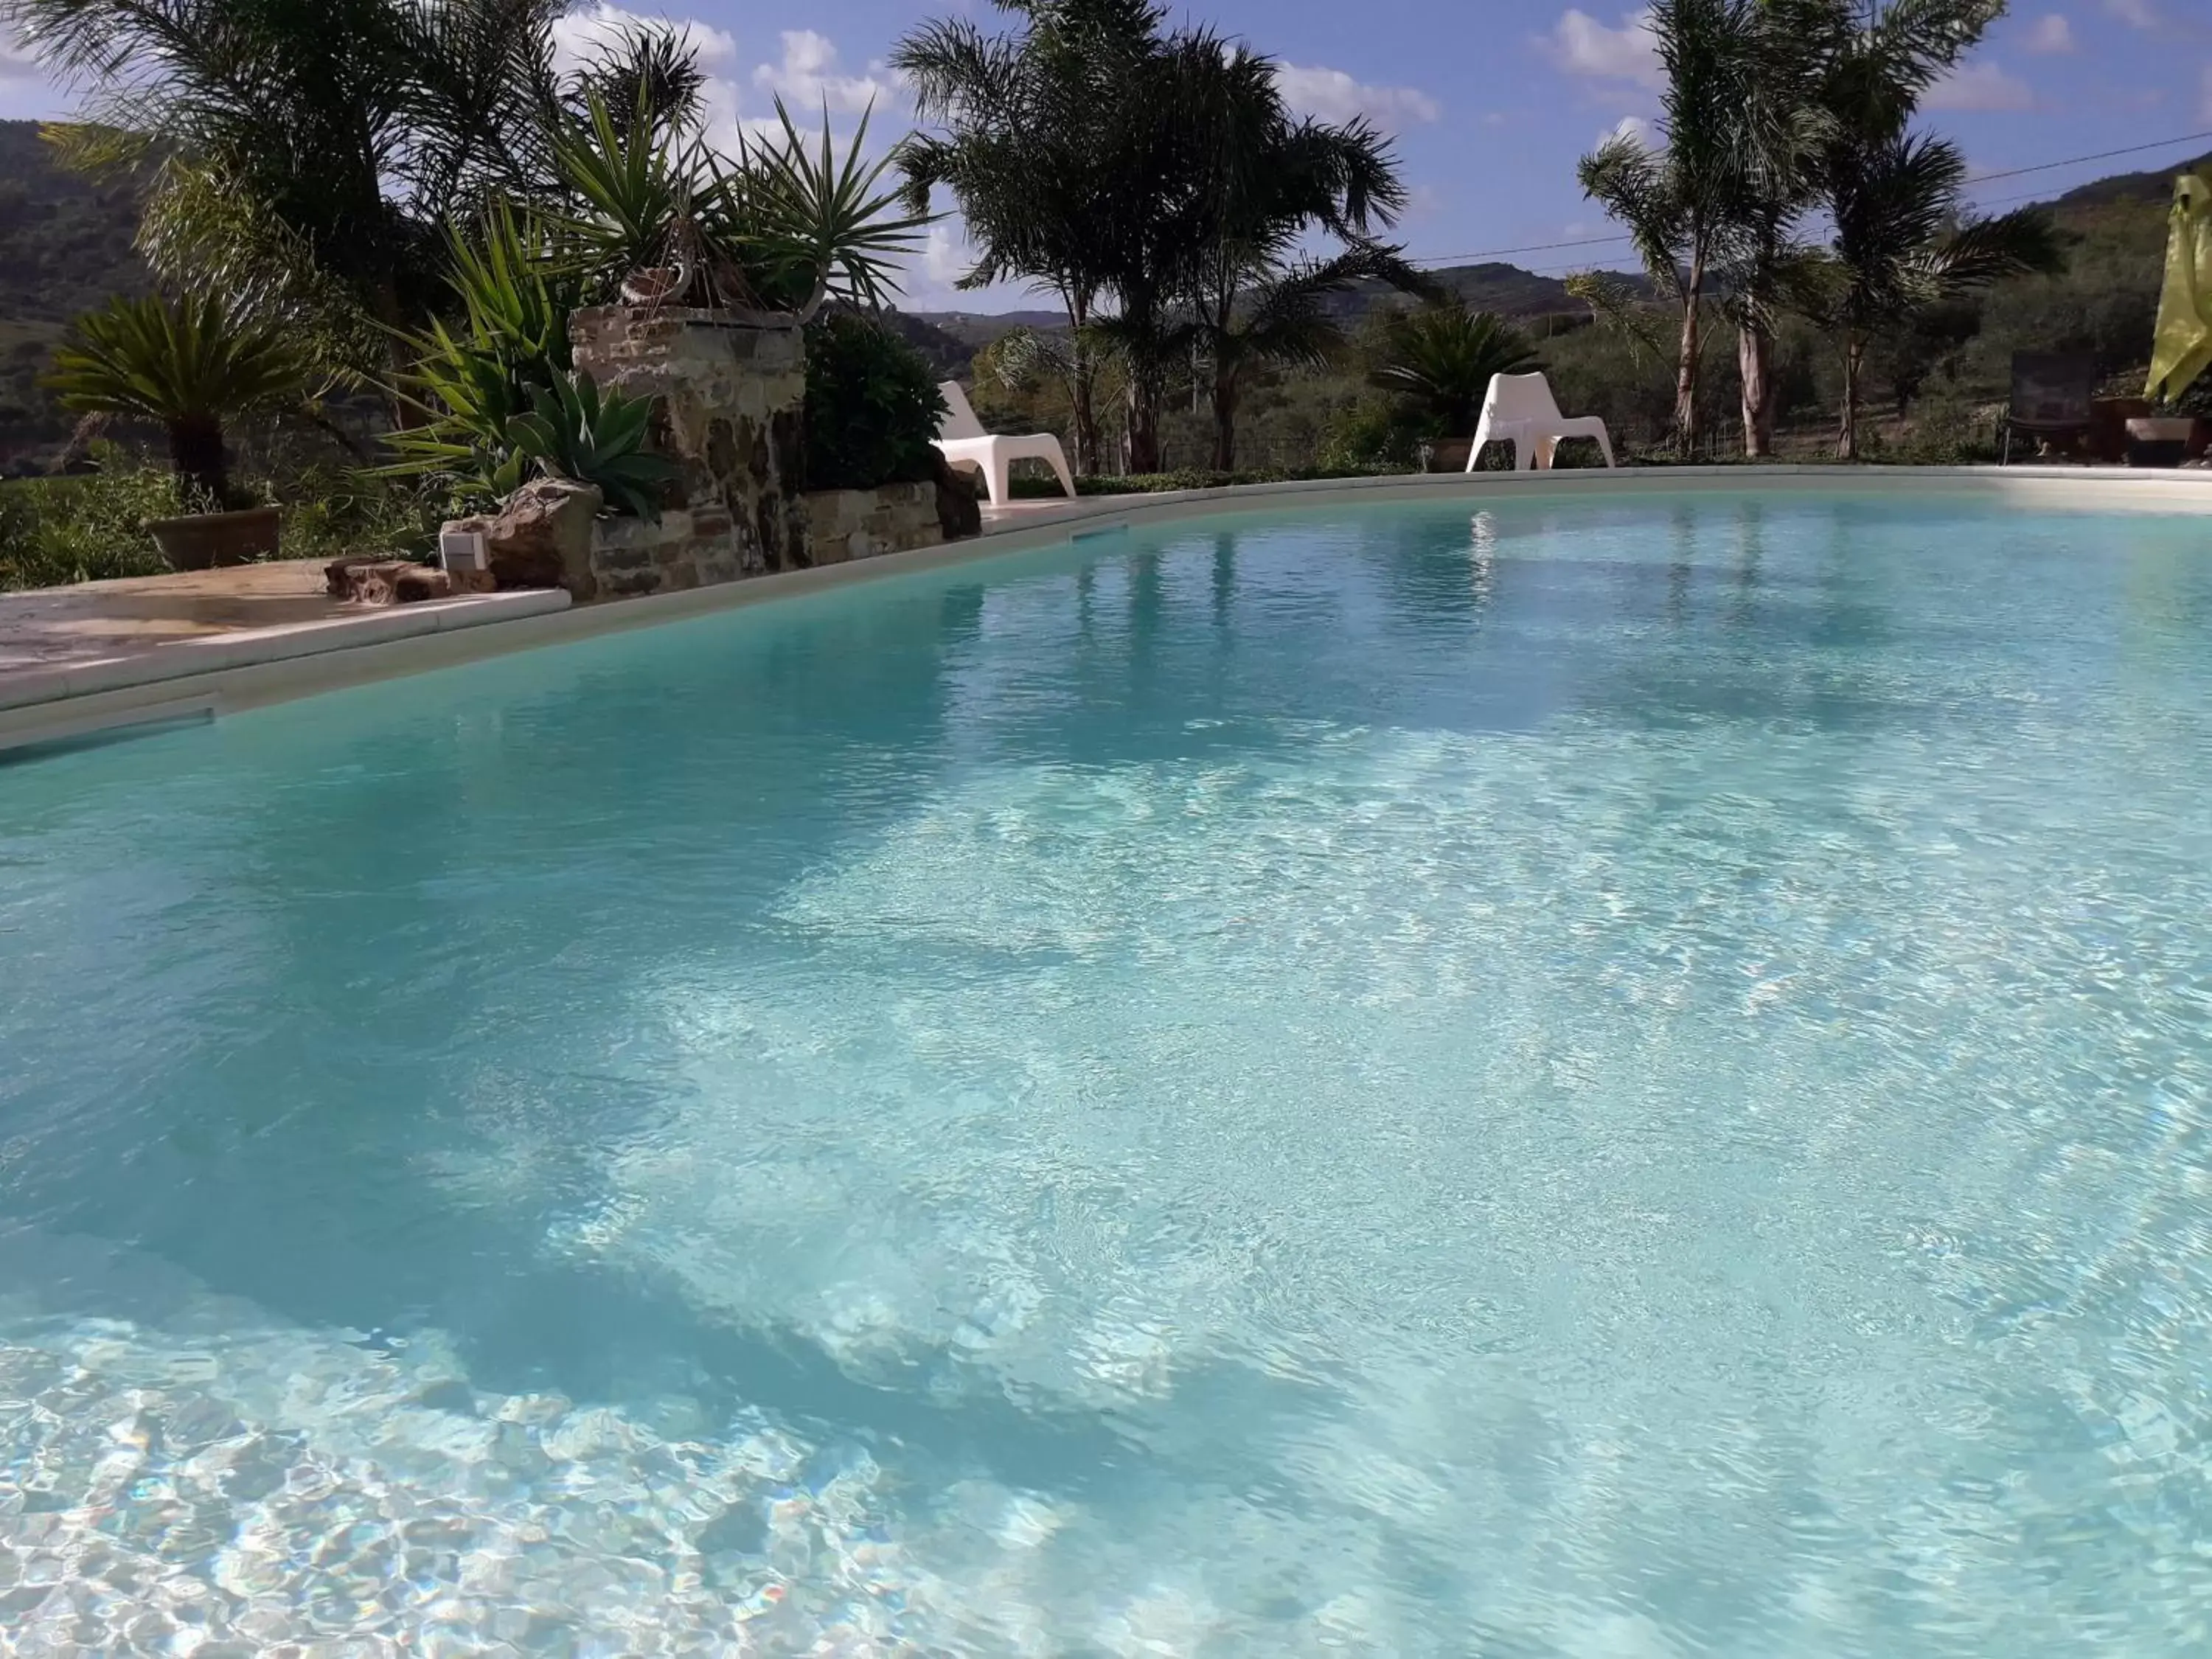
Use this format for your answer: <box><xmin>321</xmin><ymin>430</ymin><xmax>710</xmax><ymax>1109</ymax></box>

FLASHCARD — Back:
<box><xmin>3</xmin><ymin>495</ymin><xmax>2211</xmax><ymax>1653</ymax></box>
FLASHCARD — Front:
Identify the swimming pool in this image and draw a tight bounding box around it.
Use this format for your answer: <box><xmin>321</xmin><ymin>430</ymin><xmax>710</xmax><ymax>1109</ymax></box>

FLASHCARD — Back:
<box><xmin>3</xmin><ymin>491</ymin><xmax>2211</xmax><ymax>1653</ymax></box>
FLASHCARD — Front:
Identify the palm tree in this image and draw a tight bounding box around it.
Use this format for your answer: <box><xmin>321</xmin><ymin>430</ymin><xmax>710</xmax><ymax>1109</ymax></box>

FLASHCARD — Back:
<box><xmin>1792</xmin><ymin>0</ymin><xmax>2059</xmax><ymax>456</ymax></box>
<box><xmin>1367</xmin><ymin>300</ymin><xmax>1540</xmax><ymax>434</ymax></box>
<box><xmin>894</xmin><ymin>0</ymin><xmax>1167</xmax><ymax>475</ymax></box>
<box><xmin>1175</xmin><ymin>43</ymin><xmax>1421</xmax><ymax>470</ymax></box>
<box><xmin>46</xmin><ymin>293</ymin><xmax>317</xmax><ymax>505</ymax></box>
<box><xmin>1577</xmin><ymin>0</ymin><xmax>1765</xmax><ymax>455</ymax></box>
<box><xmin>1802</xmin><ymin>134</ymin><xmax>2060</xmax><ymax>456</ymax></box>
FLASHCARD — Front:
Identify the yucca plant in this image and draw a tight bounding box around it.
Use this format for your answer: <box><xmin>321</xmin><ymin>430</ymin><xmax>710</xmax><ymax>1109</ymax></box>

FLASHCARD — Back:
<box><xmin>45</xmin><ymin>293</ymin><xmax>317</xmax><ymax>507</ymax></box>
<box><xmin>1368</xmin><ymin>300</ymin><xmax>1540</xmax><ymax>435</ymax></box>
<box><xmin>507</xmin><ymin>370</ymin><xmax>677</xmax><ymax>519</ymax></box>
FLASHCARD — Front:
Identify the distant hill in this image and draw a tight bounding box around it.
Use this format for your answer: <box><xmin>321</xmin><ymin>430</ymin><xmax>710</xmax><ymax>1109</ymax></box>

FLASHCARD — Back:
<box><xmin>0</xmin><ymin>121</ymin><xmax>150</xmax><ymax>470</ymax></box>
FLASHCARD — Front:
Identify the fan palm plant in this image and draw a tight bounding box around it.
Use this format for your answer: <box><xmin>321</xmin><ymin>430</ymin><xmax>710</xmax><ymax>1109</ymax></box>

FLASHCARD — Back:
<box><xmin>46</xmin><ymin>293</ymin><xmax>318</xmax><ymax>506</ymax></box>
<box><xmin>1368</xmin><ymin>301</ymin><xmax>1540</xmax><ymax>436</ymax></box>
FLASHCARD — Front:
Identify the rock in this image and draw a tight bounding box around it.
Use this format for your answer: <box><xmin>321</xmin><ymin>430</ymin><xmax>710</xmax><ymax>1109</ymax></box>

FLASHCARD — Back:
<box><xmin>932</xmin><ymin>451</ymin><xmax>982</xmax><ymax>540</ymax></box>
<box><xmin>442</xmin><ymin>478</ymin><xmax>605</xmax><ymax>599</ymax></box>
<box><xmin>325</xmin><ymin>557</ymin><xmax>452</xmax><ymax>605</ymax></box>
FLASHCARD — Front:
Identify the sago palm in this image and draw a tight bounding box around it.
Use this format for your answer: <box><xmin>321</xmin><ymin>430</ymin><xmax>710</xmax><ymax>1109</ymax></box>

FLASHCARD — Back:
<box><xmin>1368</xmin><ymin>301</ymin><xmax>1540</xmax><ymax>436</ymax></box>
<box><xmin>46</xmin><ymin>293</ymin><xmax>317</xmax><ymax>507</ymax></box>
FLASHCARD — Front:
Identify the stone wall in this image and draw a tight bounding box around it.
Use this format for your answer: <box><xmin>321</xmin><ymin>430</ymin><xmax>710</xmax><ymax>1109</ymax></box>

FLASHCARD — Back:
<box><xmin>801</xmin><ymin>481</ymin><xmax>945</xmax><ymax>565</ymax></box>
<box><xmin>448</xmin><ymin>306</ymin><xmax>969</xmax><ymax>604</ymax></box>
<box><xmin>571</xmin><ymin>305</ymin><xmax>807</xmax><ymax>595</ymax></box>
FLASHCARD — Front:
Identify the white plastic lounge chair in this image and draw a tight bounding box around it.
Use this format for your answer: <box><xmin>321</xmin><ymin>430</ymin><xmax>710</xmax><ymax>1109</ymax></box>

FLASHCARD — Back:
<box><xmin>932</xmin><ymin>380</ymin><xmax>1077</xmax><ymax>507</ymax></box>
<box><xmin>1466</xmin><ymin>372</ymin><xmax>1617</xmax><ymax>472</ymax></box>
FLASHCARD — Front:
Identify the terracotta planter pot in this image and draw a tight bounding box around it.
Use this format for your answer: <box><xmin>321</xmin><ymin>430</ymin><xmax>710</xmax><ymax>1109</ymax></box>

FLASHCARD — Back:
<box><xmin>145</xmin><ymin>506</ymin><xmax>282</xmax><ymax>571</ymax></box>
<box><xmin>2124</xmin><ymin>417</ymin><xmax>2199</xmax><ymax>470</ymax></box>
<box><xmin>1422</xmin><ymin>437</ymin><xmax>1474</xmax><ymax>473</ymax></box>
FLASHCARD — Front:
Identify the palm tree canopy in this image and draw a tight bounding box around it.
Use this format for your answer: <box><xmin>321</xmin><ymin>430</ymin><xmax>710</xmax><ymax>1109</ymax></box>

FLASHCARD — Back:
<box><xmin>45</xmin><ymin>292</ymin><xmax>318</xmax><ymax>425</ymax></box>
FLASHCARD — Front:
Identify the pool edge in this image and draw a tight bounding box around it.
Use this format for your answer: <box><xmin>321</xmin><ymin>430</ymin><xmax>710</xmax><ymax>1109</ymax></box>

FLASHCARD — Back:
<box><xmin>4</xmin><ymin>463</ymin><xmax>2208</xmax><ymax>751</ymax></box>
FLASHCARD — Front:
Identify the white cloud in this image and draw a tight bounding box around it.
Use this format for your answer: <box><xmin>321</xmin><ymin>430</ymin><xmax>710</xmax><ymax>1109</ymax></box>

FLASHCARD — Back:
<box><xmin>2102</xmin><ymin>0</ymin><xmax>2156</xmax><ymax>27</ymax></box>
<box><xmin>1925</xmin><ymin>60</ymin><xmax>2034</xmax><ymax>111</ymax></box>
<box><xmin>1274</xmin><ymin>63</ymin><xmax>1439</xmax><ymax>126</ymax></box>
<box><xmin>1599</xmin><ymin>114</ymin><xmax>1657</xmax><ymax>148</ymax></box>
<box><xmin>1543</xmin><ymin>10</ymin><xmax>1661</xmax><ymax>90</ymax></box>
<box><xmin>549</xmin><ymin>5</ymin><xmax>742</xmax><ymax>131</ymax></box>
<box><xmin>1</xmin><ymin>24</ymin><xmax>43</xmax><ymax>80</ymax></box>
<box><xmin>2022</xmin><ymin>13</ymin><xmax>2074</xmax><ymax>52</ymax></box>
<box><xmin>550</xmin><ymin>4</ymin><xmax>737</xmax><ymax>72</ymax></box>
<box><xmin>753</xmin><ymin>29</ymin><xmax>888</xmax><ymax>117</ymax></box>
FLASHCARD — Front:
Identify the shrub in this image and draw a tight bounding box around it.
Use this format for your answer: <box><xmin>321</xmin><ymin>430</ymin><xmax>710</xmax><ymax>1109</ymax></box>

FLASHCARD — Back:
<box><xmin>0</xmin><ymin>453</ymin><xmax>180</xmax><ymax>590</ymax></box>
<box><xmin>803</xmin><ymin>312</ymin><xmax>947</xmax><ymax>490</ymax></box>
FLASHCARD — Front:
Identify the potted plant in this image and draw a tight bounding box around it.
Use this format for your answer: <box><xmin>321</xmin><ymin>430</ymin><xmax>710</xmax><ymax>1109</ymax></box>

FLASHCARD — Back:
<box><xmin>1368</xmin><ymin>300</ymin><xmax>1540</xmax><ymax>471</ymax></box>
<box><xmin>46</xmin><ymin>293</ymin><xmax>317</xmax><ymax>569</ymax></box>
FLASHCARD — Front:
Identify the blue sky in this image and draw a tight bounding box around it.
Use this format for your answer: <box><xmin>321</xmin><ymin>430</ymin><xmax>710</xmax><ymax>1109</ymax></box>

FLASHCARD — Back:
<box><xmin>4</xmin><ymin>0</ymin><xmax>2211</xmax><ymax>311</ymax></box>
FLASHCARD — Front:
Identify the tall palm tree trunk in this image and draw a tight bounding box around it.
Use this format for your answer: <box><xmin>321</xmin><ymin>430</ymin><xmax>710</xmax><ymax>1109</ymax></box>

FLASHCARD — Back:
<box><xmin>1738</xmin><ymin>322</ymin><xmax>1775</xmax><ymax>458</ymax></box>
<box><xmin>1673</xmin><ymin>254</ymin><xmax>1705</xmax><ymax>454</ymax></box>
<box><xmin>1210</xmin><ymin>366</ymin><xmax>1238</xmax><ymax>470</ymax></box>
<box><xmin>1835</xmin><ymin>332</ymin><xmax>1865</xmax><ymax>460</ymax></box>
<box><xmin>1126</xmin><ymin>375</ymin><xmax>1163</xmax><ymax>473</ymax></box>
<box><xmin>1063</xmin><ymin>291</ymin><xmax>1100</xmax><ymax>476</ymax></box>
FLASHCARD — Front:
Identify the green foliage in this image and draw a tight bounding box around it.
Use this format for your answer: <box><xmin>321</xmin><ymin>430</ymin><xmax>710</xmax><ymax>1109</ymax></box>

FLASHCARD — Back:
<box><xmin>506</xmin><ymin>370</ymin><xmax>675</xmax><ymax>520</ymax></box>
<box><xmin>1367</xmin><ymin>302</ymin><xmax>1540</xmax><ymax>434</ymax></box>
<box><xmin>1317</xmin><ymin>393</ymin><xmax>1426</xmax><ymax>472</ymax></box>
<box><xmin>380</xmin><ymin>206</ymin><xmax>578</xmax><ymax>504</ymax></box>
<box><xmin>45</xmin><ymin>292</ymin><xmax>317</xmax><ymax>504</ymax></box>
<box><xmin>0</xmin><ymin>444</ymin><xmax>459</xmax><ymax>589</ymax></box>
<box><xmin>0</xmin><ymin>450</ymin><xmax>177</xmax><ymax>588</ymax></box>
<box><xmin>803</xmin><ymin>311</ymin><xmax>948</xmax><ymax>490</ymax></box>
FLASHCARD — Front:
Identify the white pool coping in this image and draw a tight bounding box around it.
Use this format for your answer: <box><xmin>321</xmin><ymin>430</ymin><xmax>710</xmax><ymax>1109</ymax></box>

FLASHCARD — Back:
<box><xmin>4</xmin><ymin>464</ymin><xmax>2208</xmax><ymax>756</ymax></box>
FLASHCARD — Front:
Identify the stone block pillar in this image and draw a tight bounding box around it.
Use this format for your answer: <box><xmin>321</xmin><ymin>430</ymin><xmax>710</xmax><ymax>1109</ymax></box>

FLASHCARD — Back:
<box><xmin>569</xmin><ymin>305</ymin><xmax>810</xmax><ymax>593</ymax></box>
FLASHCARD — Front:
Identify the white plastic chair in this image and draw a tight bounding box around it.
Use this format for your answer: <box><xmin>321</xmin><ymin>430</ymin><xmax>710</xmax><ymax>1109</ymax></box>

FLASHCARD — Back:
<box><xmin>932</xmin><ymin>381</ymin><xmax>1076</xmax><ymax>507</ymax></box>
<box><xmin>1466</xmin><ymin>372</ymin><xmax>1617</xmax><ymax>472</ymax></box>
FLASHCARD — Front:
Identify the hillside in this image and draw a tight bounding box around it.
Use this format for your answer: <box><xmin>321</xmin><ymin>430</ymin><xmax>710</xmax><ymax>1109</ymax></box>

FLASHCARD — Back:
<box><xmin>0</xmin><ymin>122</ymin><xmax>150</xmax><ymax>470</ymax></box>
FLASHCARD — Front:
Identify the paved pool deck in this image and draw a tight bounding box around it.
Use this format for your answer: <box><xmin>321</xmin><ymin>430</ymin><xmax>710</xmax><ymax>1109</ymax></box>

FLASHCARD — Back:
<box><xmin>4</xmin><ymin>465</ymin><xmax>2207</xmax><ymax>754</ymax></box>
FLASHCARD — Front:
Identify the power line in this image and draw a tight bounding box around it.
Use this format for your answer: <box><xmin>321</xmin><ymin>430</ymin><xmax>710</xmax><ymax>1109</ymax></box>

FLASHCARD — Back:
<box><xmin>1404</xmin><ymin>128</ymin><xmax>2212</xmax><ymax>272</ymax></box>
<box><xmin>1965</xmin><ymin>129</ymin><xmax>2212</xmax><ymax>185</ymax></box>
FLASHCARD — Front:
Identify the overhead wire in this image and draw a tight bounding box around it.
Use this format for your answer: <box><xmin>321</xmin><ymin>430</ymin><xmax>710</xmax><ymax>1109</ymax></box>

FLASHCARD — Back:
<box><xmin>1402</xmin><ymin>127</ymin><xmax>2212</xmax><ymax>273</ymax></box>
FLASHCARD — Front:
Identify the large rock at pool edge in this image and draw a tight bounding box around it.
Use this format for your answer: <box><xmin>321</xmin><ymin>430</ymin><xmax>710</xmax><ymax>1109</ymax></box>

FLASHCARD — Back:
<box><xmin>443</xmin><ymin>479</ymin><xmax>605</xmax><ymax>599</ymax></box>
<box><xmin>931</xmin><ymin>451</ymin><xmax>982</xmax><ymax>540</ymax></box>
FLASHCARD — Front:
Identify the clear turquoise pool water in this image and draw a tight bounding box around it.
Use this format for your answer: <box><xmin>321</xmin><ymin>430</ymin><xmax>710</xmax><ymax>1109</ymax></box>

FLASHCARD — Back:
<box><xmin>4</xmin><ymin>493</ymin><xmax>2211</xmax><ymax>1654</ymax></box>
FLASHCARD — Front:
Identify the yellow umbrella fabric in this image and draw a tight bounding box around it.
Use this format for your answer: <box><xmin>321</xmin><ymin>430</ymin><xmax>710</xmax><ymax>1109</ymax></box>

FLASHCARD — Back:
<box><xmin>2146</xmin><ymin>170</ymin><xmax>2212</xmax><ymax>403</ymax></box>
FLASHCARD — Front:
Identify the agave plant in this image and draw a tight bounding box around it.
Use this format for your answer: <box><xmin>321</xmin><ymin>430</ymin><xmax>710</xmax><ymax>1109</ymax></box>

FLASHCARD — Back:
<box><xmin>381</xmin><ymin>204</ymin><xmax>583</xmax><ymax>500</ymax></box>
<box><xmin>549</xmin><ymin>88</ymin><xmax>932</xmax><ymax>316</ymax></box>
<box><xmin>46</xmin><ymin>293</ymin><xmax>318</xmax><ymax>507</ymax></box>
<box><xmin>507</xmin><ymin>370</ymin><xmax>677</xmax><ymax>519</ymax></box>
<box><xmin>1367</xmin><ymin>300</ymin><xmax>1540</xmax><ymax>435</ymax></box>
